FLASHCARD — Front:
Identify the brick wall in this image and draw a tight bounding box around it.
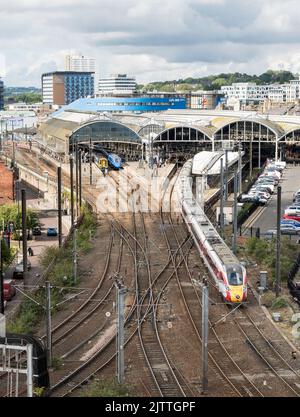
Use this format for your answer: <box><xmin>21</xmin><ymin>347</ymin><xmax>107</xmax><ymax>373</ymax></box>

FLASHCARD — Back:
<box><xmin>0</xmin><ymin>162</ymin><xmax>13</xmax><ymax>204</ymax></box>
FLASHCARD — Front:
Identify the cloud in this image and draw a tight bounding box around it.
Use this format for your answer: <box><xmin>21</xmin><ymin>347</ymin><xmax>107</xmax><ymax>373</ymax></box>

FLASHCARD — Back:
<box><xmin>1</xmin><ymin>0</ymin><xmax>300</xmax><ymax>86</ymax></box>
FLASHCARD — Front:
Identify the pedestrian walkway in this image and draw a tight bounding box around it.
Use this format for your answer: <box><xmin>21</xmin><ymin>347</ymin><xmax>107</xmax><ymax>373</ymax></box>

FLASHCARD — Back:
<box><xmin>4</xmin><ymin>182</ymin><xmax>70</xmax><ymax>318</ymax></box>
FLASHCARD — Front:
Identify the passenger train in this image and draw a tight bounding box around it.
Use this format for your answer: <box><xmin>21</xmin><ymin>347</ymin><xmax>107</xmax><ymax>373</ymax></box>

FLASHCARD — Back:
<box><xmin>179</xmin><ymin>159</ymin><xmax>247</xmax><ymax>303</ymax></box>
<box><xmin>93</xmin><ymin>145</ymin><xmax>122</xmax><ymax>170</ymax></box>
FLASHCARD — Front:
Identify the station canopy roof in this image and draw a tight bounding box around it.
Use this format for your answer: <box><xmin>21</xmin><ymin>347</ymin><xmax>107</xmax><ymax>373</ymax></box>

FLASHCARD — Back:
<box><xmin>192</xmin><ymin>151</ymin><xmax>241</xmax><ymax>176</ymax></box>
<box><xmin>40</xmin><ymin>108</ymin><xmax>300</xmax><ymax>143</ymax></box>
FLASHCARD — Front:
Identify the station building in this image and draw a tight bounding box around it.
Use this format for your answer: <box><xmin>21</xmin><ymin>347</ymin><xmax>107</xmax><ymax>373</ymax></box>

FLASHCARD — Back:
<box><xmin>37</xmin><ymin>108</ymin><xmax>300</xmax><ymax>164</ymax></box>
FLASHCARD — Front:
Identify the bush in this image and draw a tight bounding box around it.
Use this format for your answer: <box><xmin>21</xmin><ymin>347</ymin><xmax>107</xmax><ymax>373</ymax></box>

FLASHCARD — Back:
<box><xmin>39</xmin><ymin>245</ymin><xmax>60</xmax><ymax>269</ymax></box>
<box><xmin>245</xmin><ymin>236</ymin><xmax>299</xmax><ymax>282</ymax></box>
<box><xmin>271</xmin><ymin>296</ymin><xmax>289</xmax><ymax>310</ymax></box>
<box><xmin>81</xmin><ymin>378</ymin><xmax>132</xmax><ymax>397</ymax></box>
<box><xmin>7</xmin><ymin>210</ymin><xmax>97</xmax><ymax>334</ymax></box>
<box><xmin>260</xmin><ymin>291</ymin><xmax>276</xmax><ymax>308</ymax></box>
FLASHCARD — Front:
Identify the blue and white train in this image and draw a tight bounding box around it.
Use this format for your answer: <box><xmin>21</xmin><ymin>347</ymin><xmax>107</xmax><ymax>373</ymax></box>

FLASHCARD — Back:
<box><xmin>179</xmin><ymin>159</ymin><xmax>247</xmax><ymax>303</ymax></box>
<box><xmin>93</xmin><ymin>145</ymin><xmax>122</xmax><ymax>170</ymax></box>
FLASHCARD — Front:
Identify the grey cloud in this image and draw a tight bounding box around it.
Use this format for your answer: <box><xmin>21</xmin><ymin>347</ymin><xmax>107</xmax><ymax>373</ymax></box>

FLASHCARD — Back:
<box><xmin>1</xmin><ymin>0</ymin><xmax>300</xmax><ymax>86</ymax></box>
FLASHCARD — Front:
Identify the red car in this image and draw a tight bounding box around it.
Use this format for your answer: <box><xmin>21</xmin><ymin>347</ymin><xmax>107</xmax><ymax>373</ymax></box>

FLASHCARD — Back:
<box><xmin>3</xmin><ymin>280</ymin><xmax>16</xmax><ymax>301</ymax></box>
<box><xmin>283</xmin><ymin>214</ymin><xmax>300</xmax><ymax>221</ymax></box>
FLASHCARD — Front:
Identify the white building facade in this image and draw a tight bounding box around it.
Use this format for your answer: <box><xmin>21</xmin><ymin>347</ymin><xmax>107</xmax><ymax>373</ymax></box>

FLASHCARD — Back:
<box><xmin>221</xmin><ymin>83</ymin><xmax>271</xmax><ymax>103</ymax></box>
<box><xmin>65</xmin><ymin>55</ymin><xmax>96</xmax><ymax>73</ymax></box>
<box><xmin>221</xmin><ymin>77</ymin><xmax>300</xmax><ymax>104</ymax></box>
<box><xmin>97</xmin><ymin>74</ymin><xmax>137</xmax><ymax>95</ymax></box>
<box><xmin>42</xmin><ymin>74</ymin><xmax>54</xmax><ymax>104</ymax></box>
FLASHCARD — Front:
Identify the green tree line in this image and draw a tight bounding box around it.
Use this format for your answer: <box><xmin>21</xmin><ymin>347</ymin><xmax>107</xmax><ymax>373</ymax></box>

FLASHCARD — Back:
<box><xmin>139</xmin><ymin>70</ymin><xmax>298</xmax><ymax>92</ymax></box>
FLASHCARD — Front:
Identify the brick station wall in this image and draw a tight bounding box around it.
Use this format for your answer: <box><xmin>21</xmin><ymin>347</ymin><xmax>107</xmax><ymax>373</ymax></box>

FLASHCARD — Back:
<box><xmin>0</xmin><ymin>162</ymin><xmax>13</xmax><ymax>204</ymax></box>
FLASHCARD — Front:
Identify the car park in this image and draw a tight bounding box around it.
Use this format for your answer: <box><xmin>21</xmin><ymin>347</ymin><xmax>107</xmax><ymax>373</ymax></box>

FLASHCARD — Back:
<box><xmin>47</xmin><ymin>227</ymin><xmax>58</xmax><ymax>237</ymax></box>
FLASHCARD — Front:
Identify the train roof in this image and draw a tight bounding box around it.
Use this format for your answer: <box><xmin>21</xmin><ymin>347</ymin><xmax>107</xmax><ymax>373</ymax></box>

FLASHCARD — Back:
<box><xmin>184</xmin><ymin>198</ymin><xmax>239</xmax><ymax>266</ymax></box>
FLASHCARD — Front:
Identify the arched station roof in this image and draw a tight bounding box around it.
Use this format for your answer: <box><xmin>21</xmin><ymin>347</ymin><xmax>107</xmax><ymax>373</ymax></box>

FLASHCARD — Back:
<box><xmin>153</xmin><ymin>124</ymin><xmax>213</xmax><ymax>142</ymax></box>
<box><xmin>71</xmin><ymin>119</ymin><xmax>142</xmax><ymax>145</ymax></box>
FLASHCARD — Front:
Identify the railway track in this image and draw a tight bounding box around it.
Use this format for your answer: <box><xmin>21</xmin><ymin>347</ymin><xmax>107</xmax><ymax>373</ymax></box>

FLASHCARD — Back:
<box><xmin>50</xmin><ymin>217</ymin><xmax>194</xmax><ymax>396</ymax></box>
<box><xmin>132</xmin><ymin>211</ymin><xmax>188</xmax><ymax>397</ymax></box>
<box><xmin>46</xmin><ymin>221</ymin><xmax>123</xmax><ymax>359</ymax></box>
<box><xmin>231</xmin><ymin>297</ymin><xmax>300</xmax><ymax>397</ymax></box>
<box><xmin>158</xmin><ymin>170</ymin><xmax>267</xmax><ymax>397</ymax></box>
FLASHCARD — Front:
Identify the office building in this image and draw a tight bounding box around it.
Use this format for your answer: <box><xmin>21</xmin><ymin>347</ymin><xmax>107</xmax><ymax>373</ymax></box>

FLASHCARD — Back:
<box><xmin>42</xmin><ymin>71</ymin><xmax>95</xmax><ymax>105</ymax></box>
<box><xmin>98</xmin><ymin>74</ymin><xmax>137</xmax><ymax>95</ymax></box>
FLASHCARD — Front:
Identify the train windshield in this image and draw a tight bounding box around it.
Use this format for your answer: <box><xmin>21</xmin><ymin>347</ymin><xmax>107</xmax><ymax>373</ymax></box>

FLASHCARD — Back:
<box><xmin>226</xmin><ymin>264</ymin><xmax>243</xmax><ymax>286</ymax></box>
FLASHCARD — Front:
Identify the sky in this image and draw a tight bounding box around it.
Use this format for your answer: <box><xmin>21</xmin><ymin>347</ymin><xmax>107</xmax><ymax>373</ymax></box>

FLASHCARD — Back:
<box><xmin>1</xmin><ymin>0</ymin><xmax>300</xmax><ymax>86</ymax></box>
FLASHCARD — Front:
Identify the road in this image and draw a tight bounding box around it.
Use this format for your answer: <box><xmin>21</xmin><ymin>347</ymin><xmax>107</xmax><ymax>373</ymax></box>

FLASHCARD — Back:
<box><xmin>252</xmin><ymin>164</ymin><xmax>300</xmax><ymax>234</ymax></box>
<box><xmin>4</xmin><ymin>181</ymin><xmax>69</xmax><ymax>318</ymax></box>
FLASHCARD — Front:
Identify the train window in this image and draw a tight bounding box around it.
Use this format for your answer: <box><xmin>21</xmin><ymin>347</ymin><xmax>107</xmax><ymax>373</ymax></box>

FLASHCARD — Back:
<box><xmin>226</xmin><ymin>265</ymin><xmax>243</xmax><ymax>286</ymax></box>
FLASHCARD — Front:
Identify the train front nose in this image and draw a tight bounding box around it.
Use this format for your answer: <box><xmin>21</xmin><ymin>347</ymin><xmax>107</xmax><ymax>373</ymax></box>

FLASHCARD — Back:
<box><xmin>229</xmin><ymin>286</ymin><xmax>244</xmax><ymax>303</ymax></box>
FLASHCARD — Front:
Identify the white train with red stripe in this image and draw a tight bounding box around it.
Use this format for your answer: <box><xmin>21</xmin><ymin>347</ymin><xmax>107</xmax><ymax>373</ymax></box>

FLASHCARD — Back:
<box><xmin>179</xmin><ymin>159</ymin><xmax>247</xmax><ymax>303</ymax></box>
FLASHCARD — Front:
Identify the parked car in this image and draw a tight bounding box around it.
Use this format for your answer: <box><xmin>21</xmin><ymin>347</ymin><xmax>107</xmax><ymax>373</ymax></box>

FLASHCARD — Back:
<box><xmin>249</xmin><ymin>190</ymin><xmax>271</xmax><ymax>200</ymax></box>
<box><xmin>264</xmin><ymin>171</ymin><xmax>281</xmax><ymax>181</ymax></box>
<box><xmin>13</xmin><ymin>260</ymin><xmax>32</xmax><ymax>279</ymax></box>
<box><xmin>281</xmin><ymin>219</ymin><xmax>300</xmax><ymax>227</ymax></box>
<box><xmin>280</xmin><ymin>224</ymin><xmax>300</xmax><ymax>235</ymax></box>
<box><xmin>3</xmin><ymin>279</ymin><xmax>16</xmax><ymax>301</ymax></box>
<box><xmin>32</xmin><ymin>226</ymin><xmax>42</xmax><ymax>236</ymax></box>
<box><xmin>240</xmin><ymin>194</ymin><xmax>267</xmax><ymax>205</ymax></box>
<box><xmin>258</xmin><ymin>175</ymin><xmax>278</xmax><ymax>183</ymax></box>
<box><xmin>283</xmin><ymin>214</ymin><xmax>300</xmax><ymax>222</ymax></box>
<box><xmin>264</xmin><ymin>229</ymin><xmax>277</xmax><ymax>239</ymax></box>
<box><xmin>255</xmin><ymin>181</ymin><xmax>275</xmax><ymax>193</ymax></box>
<box><xmin>284</xmin><ymin>207</ymin><xmax>300</xmax><ymax>216</ymax></box>
<box><xmin>293</xmin><ymin>191</ymin><xmax>300</xmax><ymax>202</ymax></box>
<box><xmin>47</xmin><ymin>227</ymin><xmax>58</xmax><ymax>237</ymax></box>
<box><xmin>252</xmin><ymin>185</ymin><xmax>274</xmax><ymax>194</ymax></box>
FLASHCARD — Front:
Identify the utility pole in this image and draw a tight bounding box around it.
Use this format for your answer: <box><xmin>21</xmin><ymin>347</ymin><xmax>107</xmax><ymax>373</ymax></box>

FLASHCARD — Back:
<box><xmin>89</xmin><ymin>137</ymin><xmax>93</xmax><ymax>186</ymax></box>
<box><xmin>21</xmin><ymin>189</ymin><xmax>27</xmax><ymax>282</ymax></box>
<box><xmin>115</xmin><ymin>278</ymin><xmax>126</xmax><ymax>385</ymax></box>
<box><xmin>70</xmin><ymin>154</ymin><xmax>74</xmax><ymax>227</ymax></box>
<box><xmin>78</xmin><ymin>149</ymin><xmax>82</xmax><ymax>213</ymax></box>
<box><xmin>224</xmin><ymin>150</ymin><xmax>228</xmax><ymax>200</ymax></box>
<box><xmin>275</xmin><ymin>186</ymin><xmax>281</xmax><ymax>297</ymax></box>
<box><xmin>232</xmin><ymin>170</ymin><xmax>238</xmax><ymax>254</ymax></box>
<box><xmin>57</xmin><ymin>167</ymin><xmax>62</xmax><ymax>248</ymax></box>
<box><xmin>11</xmin><ymin>120</ymin><xmax>15</xmax><ymax>168</ymax></box>
<box><xmin>220</xmin><ymin>157</ymin><xmax>224</xmax><ymax>237</ymax></box>
<box><xmin>238</xmin><ymin>143</ymin><xmax>243</xmax><ymax>195</ymax></box>
<box><xmin>201</xmin><ymin>278</ymin><xmax>209</xmax><ymax>394</ymax></box>
<box><xmin>0</xmin><ymin>236</ymin><xmax>4</xmax><ymax>314</ymax></box>
<box><xmin>73</xmin><ymin>227</ymin><xmax>77</xmax><ymax>285</ymax></box>
<box><xmin>75</xmin><ymin>145</ymin><xmax>79</xmax><ymax>218</ymax></box>
<box><xmin>45</xmin><ymin>281</ymin><xmax>52</xmax><ymax>367</ymax></box>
